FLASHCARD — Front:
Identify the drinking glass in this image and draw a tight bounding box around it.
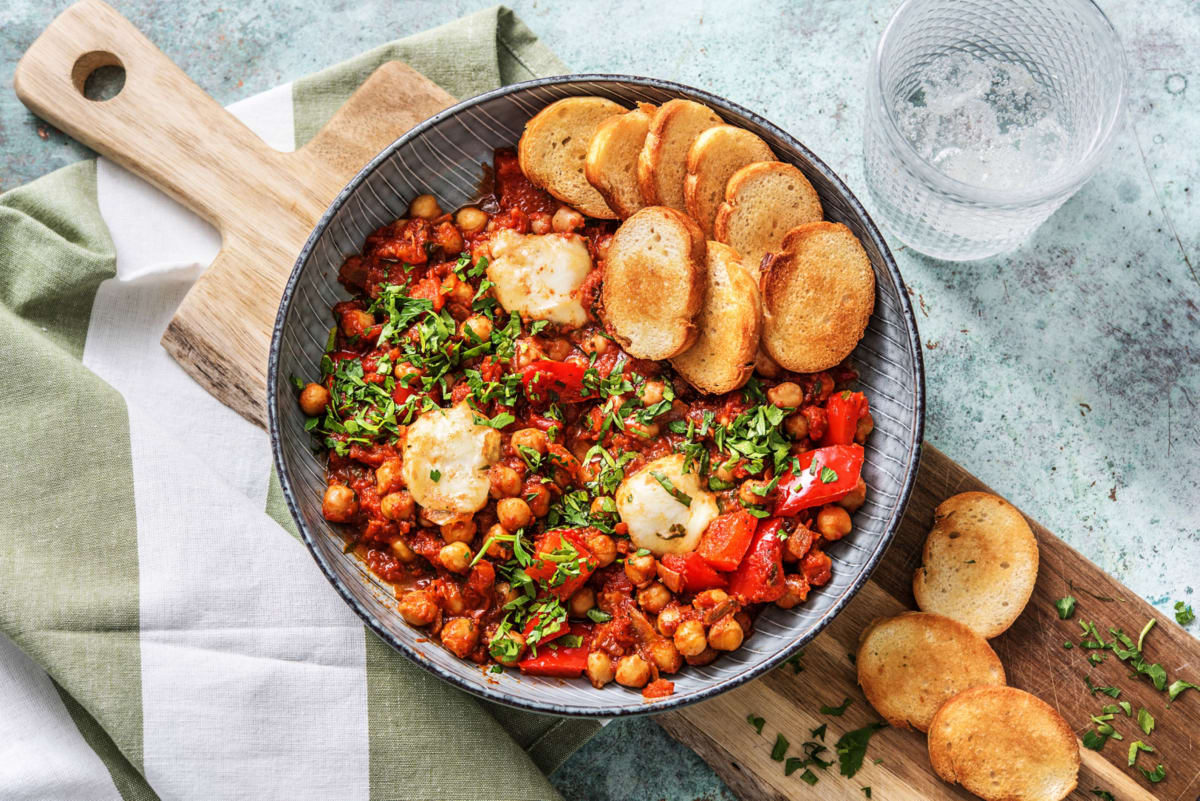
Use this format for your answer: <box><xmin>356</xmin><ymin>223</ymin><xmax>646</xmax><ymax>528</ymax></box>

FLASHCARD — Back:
<box><xmin>862</xmin><ymin>0</ymin><xmax>1126</xmax><ymax>261</ymax></box>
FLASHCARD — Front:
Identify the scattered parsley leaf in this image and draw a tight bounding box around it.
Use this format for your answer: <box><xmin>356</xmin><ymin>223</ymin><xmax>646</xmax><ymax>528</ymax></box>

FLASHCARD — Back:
<box><xmin>799</xmin><ymin>769</ymin><xmax>818</xmax><ymax>786</ymax></box>
<box><xmin>747</xmin><ymin>714</ymin><xmax>765</xmax><ymax>735</ymax></box>
<box><xmin>1137</xmin><ymin>707</ymin><xmax>1155</xmax><ymax>735</ymax></box>
<box><xmin>1175</xmin><ymin>601</ymin><xmax>1195</xmax><ymax>626</ymax></box>
<box><xmin>835</xmin><ymin>723</ymin><xmax>886</xmax><ymax>778</ymax></box>
<box><xmin>784</xmin><ymin>757</ymin><xmax>805</xmax><ymax>776</ymax></box>
<box><xmin>1139</xmin><ymin>763</ymin><xmax>1165</xmax><ymax>783</ymax></box>
<box><xmin>1091</xmin><ymin>790</ymin><xmax>1115</xmax><ymax>800</ymax></box>
<box><xmin>649</xmin><ymin>470</ymin><xmax>692</xmax><ymax>507</ymax></box>
<box><xmin>1082</xmin><ymin>730</ymin><xmax>1108</xmax><ymax>751</ymax></box>
<box><xmin>862</xmin><ymin>788</ymin><xmax>872</xmax><ymax>798</ymax></box>
<box><xmin>1055</xmin><ymin>596</ymin><xmax>1077</xmax><ymax>619</ymax></box>
<box><xmin>1128</xmin><ymin>740</ymin><xmax>1154</xmax><ymax>766</ymax></box>
<box><xmin>820</xmin><ymin>698</ymin><xmax>853</xmax><ymax>716</ymax></box>
<box><xmin>771</xmin><ymin>733</ymin><xmax>789</xmax><ymax>761</ymax></box>
<box><xmin>586</xmin><ymin>608</ymin><xmax>612</xmax><ymax>623</ymax></box>
<box><xmin>1168</xmin><ymin>679</ymin><xmax>1198</xmax><ymax>701</ymax></box>
<box><xmin>810</xmin><ymin>723</ymin><xmax>827</xmax><ymax>742</ymax></box>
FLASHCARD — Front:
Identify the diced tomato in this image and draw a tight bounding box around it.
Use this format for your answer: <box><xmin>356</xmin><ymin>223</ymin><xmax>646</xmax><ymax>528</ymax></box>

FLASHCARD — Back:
<box><xmin>697</xmin><ymin>510</ymin><xmax>759</xmax><ymax>571</ymax></box>
<box><xmin>517</xmin><ymin>646</ymin><xmax>588</xmax><ymax>677</ymax></box>
<box><xmin>391</xmin><ymin>384</ymin><xmax>416</xmax><ymax>405</ymax></box>
<box><xmin>520</xmin><ymin>360</ymin><xmax>596</xmax><ymax>404</ymax></box>
<box><xmin>800</xmin><ymin>549</ymin><xmax>832</xmax><ymax>587</ymax></box>
<box><xmin>727</xmin><ymin>518</ymin><xmax>788</xmax><ymax>604</ymax></box>
<box><xmin>524</xmin><ymin>529</ymin><xmax>599</xmax><ymax>599</ymax></box>
<box><xmin>659</xmin><ymin>552</ymin><xmax>729</xmax><ymax>594</ymax></box>
<box><xmin>409</xmin><ymin>275</ymin><xmax>445</xmax><ymax>311</ymax></box>
<box><xmin>822</xmin><ymin>391</ymin><xmax>869</xmax><ymax>446</ymax></box>
<box><xmin>773</xmin><ymin>445</ymin><xmax>865</xmax><ymax>517</ymax></box>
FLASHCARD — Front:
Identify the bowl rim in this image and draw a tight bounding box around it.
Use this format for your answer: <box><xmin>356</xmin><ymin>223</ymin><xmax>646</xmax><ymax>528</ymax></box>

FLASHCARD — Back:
<box><xmin>268</xmin><ymin>73</ymin><xmax>926</xmax><ymax>718</ymax></box>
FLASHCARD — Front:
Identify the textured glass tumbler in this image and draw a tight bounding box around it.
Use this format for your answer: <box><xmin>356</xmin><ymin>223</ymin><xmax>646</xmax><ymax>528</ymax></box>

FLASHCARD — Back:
<box><xmin>863</xmin><ymin>0</ymin><xmax>1125</xmax><ymax>261</ymax></box>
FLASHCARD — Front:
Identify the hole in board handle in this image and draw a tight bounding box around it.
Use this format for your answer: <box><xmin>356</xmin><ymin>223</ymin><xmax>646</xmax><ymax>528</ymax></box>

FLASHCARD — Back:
<box><xmin>72</xmin><ymin>51</ymin><xmax>126</xmax><ymax>102</ymax></box>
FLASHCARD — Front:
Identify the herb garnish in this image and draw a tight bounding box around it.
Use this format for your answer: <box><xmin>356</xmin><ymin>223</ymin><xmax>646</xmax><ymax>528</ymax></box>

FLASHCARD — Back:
<box><xmin>1055</xmin><ymin>596</ymin><xmax>1077</xmax><ymax>619</ymax></box>
<box><xmin>650</xmin><ymin>470</ymin><xmax>692</xmax><ymax>507</ymax></box>
<box><xmin>770</xmin><ymin>733</ymin><xmax>789</xmax><ymax>761</ymax></box>
<box><xmin>835</xmin><ymin>723</ymin><xmax>886</xmax><ymax>778</ymax></box>
<box><xmin>746</xmin><ymin>714</ymin><xmax>765</xmax><ymax>734</ymax></box>
<box><xmin>1175</xmin><ymin>601</ymin><xmax>1195</xmax><ymax>626</ymax></box>
<box><xmin>820</xmin><ymin>698</ymin><xmax>853</xmax><ymax>716</ymax></box>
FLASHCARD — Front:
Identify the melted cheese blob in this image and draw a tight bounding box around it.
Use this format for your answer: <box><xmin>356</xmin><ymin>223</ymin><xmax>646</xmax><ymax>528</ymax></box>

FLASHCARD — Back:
<box><xmin>486</xmin><ymin>229</ymin><xmax>592</xmax><ymax>327</ymax></box>
<box><xmin>616</xmin><ymin>454</ymin><xmax>719</xmax><ymax>556</ymax></box>
<box><xmin>402</xmin><ymin>402</ymin><xmax>501</xmax><ymax>521</ymax></box>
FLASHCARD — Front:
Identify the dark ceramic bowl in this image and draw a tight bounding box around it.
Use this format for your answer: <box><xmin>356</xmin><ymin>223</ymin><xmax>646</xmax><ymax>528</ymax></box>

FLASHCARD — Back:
<box><xmin>268</xmin><ymin>75</ymin><xmax>924</xmax><ymax>717</ymax></box>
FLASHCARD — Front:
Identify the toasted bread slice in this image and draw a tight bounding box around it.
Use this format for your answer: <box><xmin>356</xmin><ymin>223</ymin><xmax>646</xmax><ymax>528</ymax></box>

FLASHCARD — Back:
<box><xmin>856</xmin><ymin>612</ymin><xmax>1005</xmax><ymax>733</ymax></box>
<box><xmin>671</xmin><ymin>242</ymin><xmax>761</xmax><ymax>394</ymax></box>
<box><xmin>637</xmin><ymin>99</ymin><xmax>722</xmax><ymax>212</ymax></box>
<box><xmin>684</xmin><ymin>126</ymin><xmax>774</xmax><ymax>238</ymax></box>
<box><xmin>518</xmin><ymin>96</ymin><xmax>626</xmax><ymax>219</ymax></box>
<box><xmin>713</xmin><ymin>161</ymin><xmax>823</xmax><ymax>279</ymax></box>
<box><xmin>928</xmin><ymin>686</ymin><xmax>1079</xmax><ymax>801</ymax></box>
<box><xmin>585</xmin><ymin>103</ymin><xmax>655</xmax><ymax>218</ymax></box>
<box><xmin>913</xmin><ymin>492</ymin><xmax>1039</xmax><ymax>639</ymax></box>
<box><xmin>601</xmin><ymin>206</ymin><xmax>706</xmax><ymax>359</ymax></box>
<box><xmin>759</xmin><ymin>221</ymin><xmax>875</xmax><ymax>373</ymax></box>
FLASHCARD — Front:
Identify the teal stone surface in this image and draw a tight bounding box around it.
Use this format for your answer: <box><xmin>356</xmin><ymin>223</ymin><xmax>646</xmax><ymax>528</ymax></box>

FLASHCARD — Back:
<box><xmin>2</xmin><ymin>2</ymin><xmax>1196</xmax><ymax>799</ymax></box>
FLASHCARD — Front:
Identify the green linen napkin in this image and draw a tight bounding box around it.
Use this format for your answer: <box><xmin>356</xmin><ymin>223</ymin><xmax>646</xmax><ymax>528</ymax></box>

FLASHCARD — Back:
<box><xmin>0</xmin><ymin>7</ymin><xmax>598</xmax><ymax>800</ymax></box>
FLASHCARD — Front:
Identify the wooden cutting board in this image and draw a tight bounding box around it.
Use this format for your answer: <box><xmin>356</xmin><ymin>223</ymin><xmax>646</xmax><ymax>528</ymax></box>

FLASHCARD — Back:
<box><xmin>13</xmin><ymin>0</ymin><xmax>455</xmax><ymax>427</ymax></box>
<box><xmin>16</xmin><ymin>7</ymin><xmax>1199</xmax><ymax>800</ymax></box>
<box><xmin>661</xmin><ymin>444</ymin><xmax>1200</xmax><ymax>801</ymax></box>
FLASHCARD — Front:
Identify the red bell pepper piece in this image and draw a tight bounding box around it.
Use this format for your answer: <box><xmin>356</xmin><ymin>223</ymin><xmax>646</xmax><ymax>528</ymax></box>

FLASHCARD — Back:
<box><xmin>524</xmin><ymin>529</ymin><xmax>598</xmax><ymax>599</ymax></box>
<box><xmin>521</xmin><ymin>611</ymin><xmax>567</xmax><ymax>644</ymax></box>
<box><xmin>697</xmin><ymin>510</ymin><xmax>759</xmax><ymax>571</ymax></box>
<box><xmin>773</xmin><ymin>444</ymin><xmax>865</xmax><ymax>517</ymax></box>
<box><xmin>520</xmin><ymin>360</ymin><xmax>596</xmax><ymax>403</ymax></box>
<box><xmin>659</xmin><ymin>552</ymin><xmax>728</xmax><ymax>593</ymax></box>
<box><xmin>727</xmin><ymin>518</ymin><xmax>788</xmax><ymax>604</ymax></box>
<box><xmin>517</xmin><ymin>645</ymin><xmax>588</xmax><ymax>677</ymax></box>
<box><xmin>822</xmin><ymin>391</ymin><xmax>869</xmax><ymax>446</ymax></box>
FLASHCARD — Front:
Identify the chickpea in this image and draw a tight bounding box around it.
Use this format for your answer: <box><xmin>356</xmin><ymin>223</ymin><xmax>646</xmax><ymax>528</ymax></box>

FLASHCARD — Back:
<box><xmin>586</xmin><ymin>533</ymin><xmax>617</xmax><ymax>567</ymax></box>
<box><xmin>298</xmin><ymin>382</ymin><xmax>330</xmax><ymax>416</ymax></box>
<box><xmin>694</xmin><ymin>588</ymin><xmax>729</xmax><ymax>608</ymax></box>
<box><xmin>440</xmin><ymin>582</ymin><xmax>467</xmax><ymax>615</ymax></box>
<box><xmin>855</xmin><ymin>411</ymin><xmax>875</xmax><ymax>444</ymax></box>
<box><xmin>322</xmin><ymin>483</ymin><xmax>358</xmax><ymax>522</ymax></box>
<box><xmin>774</xmin><ymin>574</ymin><xmax>810</xmax><ymax>609</ymax></box>
<box><xmin>484</xmin><ymin>523</ymin><xmax>513</xmax><ymax>559</ymax></box>
<box><xmin>376</xmin><ymin>458</ymin><xmax>403</xmax><ymax>495</ymax></box>
<box><xmin>398</xmin><ymin>590</ymin><xmax>437</xmax><ymax>626</ymax></box>
<box><xmin>441</xmin><ymin>518</ymin><xmax>476</xmax><ymax>544</ymax></box>
<box><xmin>435</xmin><ymin>222</ymin><xmax>464</xmax><ymax>255</ymax></box>
<box><xmin>408</xmin><ymin>193</ymin><xmax>442</xmax><ymax>220</ymax></box>
<box><xmin>637</xmin><ymin>582</ymin><xmax>672</xmax><ymax>615</ymax></box>
<box><xmin>529</xmin><ymin>212</ymin><xmax>552</xmax><ymax>235</ymax></box>
<box><xmin>586</xmin><ymin>651</ymin><xmax>615</xmax><ymax>688</ymax></box>
<box><xmin>394</xmin><ymin>360</ymin><xmax>423</xmax><ymax>387</ymax></box>
<box><xmin>526</xmin><ymin>484</ymin><xmax>552</xmax><ymax>518</ymax></box>
<box><xmin>380</xmin><ymin>491</ymin><xmax>415</xmax><ymax>521</ymax></box>
<box><xmin>514</xmin><ymin>338</ymin><xmax>546</xmax><ymax>369</ymax></box>
<box><xmin>673</xmin><ymin>620</ymin><xmax>708</xmax><ymax>657</ymax></box>
<box><xmin>589</xmin><ymin>496</ymin><xmax>615</xmax><ymax>518</ymax></box>
<box><xmin>389</xmin><ymin>537</ymin><xmax>418</xmax><ymax>563</ymax></box>
<box><xmin>836</xmin><ymin>477</ymin><xmax>867</xmax><ymax>513</ymax></box>
<box><xmin>646</xmin><ymin>639</ymin><xmax>682</xmax><ymax>674</ymax></box>
<box><xmin>439</xmin><ymin>541</ymin><xmax>472</xmax><ymax>573</ymax></box>
<box><xmin>711</xmin><ymin>460</ymin><xmax>736</xmax><ymax>484</ymax></box>
<box><xmin>767</xmin><ymin>381</ymin><xmax>803</xmax><ymax>408</ymax></box>
<box><xmin>340</xmin><ymin>309</ymin><xmax>374</xmax><ymax>338</ymax></box>
<box><xmin>657</xmin><ymin>606</ymin><xmax>683</xmax><ymax>637</ymax></box>
<box><xmin>738</xmin><ymin>479</ymin><xmax>774</xmax><ymax>508</ymax></box>
<box><xmin>624</xmin><ymin>552</ymin><xmax>657</xmax><ymax>586</ymax></box>
<box><xmin>624</xmin><ymin>419</ymin><xmax>659</xmax><ymax>439</ymax></box>
<box><xmin>816</xmin><ymin>505</ymin><xmax>852</xmax><ymax>541</ymax></box>
<box><xmin>685</xmin><ymin>646</ymin><xmax>719</xmax><ymax>667</ymax></box>
<box><xmin>551</xmin><ymin>205</ymin><xmax>586</xmax><ymax>232</ymax></box>
<box><xmin>495</xmin><ymin>497</ymin><xmax>532</xmax><ymax>531</ymax></box>
<box><xmin>638</xmin><ymin>380</ymin><xmax>665</xmax><ymax>406</ymax></box>
<box><xmin>541</xmin><ymin>337</ymin><xmax>572</xmax><ymax>362</ymax></box>
<box><xmin>491</xmin><ymin>629</ymin><xmax>526</xmax><ymax>666</ymax></box>
<box><xmin>708</xmin><ymin>615</ymin><xmax>745</xmax><ymax>651</ymax></box>
<box><xmin>510</xmin><ymin>427</ymin><xmax>548</xmax><ymax>455</ymax></box>
<box><xmin>568</xmin><ymin>587</ymin><xmax>596</xmax><ymax>618</ymax></box>
<box><xmin>461</xmin><ymin>314</ymin><xmax>493</xmax><ymax>342</ymax></box>
<box><xmin>455</xmin><ymin>206</ymin><xmax>489</xmax><ymax>233</ymax></box>
<box><xmin>784</xmin><ymin>412</ymin><xmax>809</xmax><ymax>440</ymax></box>
<box><xmin>443</xmin><ymin>275</ymin><xmax>474</xmax><ymax>306</ymax></box>
<box><xmin>755</xmin><ymin>347</ymin><xmax>783</xmax><ymax>378</ymax></box>
<box><xmin>440</xmin><ymin>617</ymin><xmax>479</xmax><ymax>658</ymax></box>
<box><xmin>580</xmin><ymin>332</ymin><xmax>612</xmax><ymax>355</ymax></box>
<box><xmin>615</xmin><ymin>654</ymin><xmax>651</xmax><ymax>688</ymax></box>
<box><xmin>489</xmin><ymin>465</ymin><xmax>522</xmax><ymax>498</ymax></box>
<box><xmin>494</xmin><ymin>581</ymin><xmax>520</xmax><ymax>607</ymax></box>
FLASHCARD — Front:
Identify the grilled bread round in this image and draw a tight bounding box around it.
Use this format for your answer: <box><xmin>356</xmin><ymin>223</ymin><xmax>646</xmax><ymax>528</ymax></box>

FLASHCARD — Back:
<box><xmin>585</xmin><ymin>103</ymin><xmax>656</xmax><ymax>218</ymax></box>
<box><xmin>856</xmin><ymin>612</ymin><xmax>1006</xmax><ymax>733</ymax></box>
<box><xmin>913</xmin><ymin>492</ymin><xmax>1039</xmax><ymax>639</ymax></box>
<box><xmin>670</xmin><ymin>242</ymin><xmax>761</xmax><ymax>394</ymax></box>
<box><xmin>518</xmin><ymin>96</ymin><xmax>625</xmax><ymax>219</ymax></box>
<box><xmin>759</xmin><ymin>221</ymin><xmax>875</xmax><ymax>373</ymax></box>
<box><xmin>928</xmin><ymin>686</ymin><xmax>1079</xmax><ymax>801</ymax></box>
<box><xmin>637</xmin><ymin>99</ymin><xmax>722</xmax><ymax>212</ymax></box>
<box><xmin>684</xmin><ymin>125</ymin><xmax>773</xmax><ymax>238</ymax></box>
<box><xmin>600</xmin><ymin>206</ymin><xmax>706</xmax><ymax>359</ymax></box>
<box><xmin>713</xmin><ymin>160</ymin><xmax>822</xmax><ymax>278</ymax></box>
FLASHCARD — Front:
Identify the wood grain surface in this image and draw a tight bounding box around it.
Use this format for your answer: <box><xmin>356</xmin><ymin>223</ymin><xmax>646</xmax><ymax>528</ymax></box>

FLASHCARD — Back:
<box><xmin>661</xmin><ymin>444</ymin><xmax>1200</xmax><ymax>801</ymax></box>
<box><xmin>13</xmin><ymin>0</ymin><xmax>455</xmax><ymax>426</ymax></box>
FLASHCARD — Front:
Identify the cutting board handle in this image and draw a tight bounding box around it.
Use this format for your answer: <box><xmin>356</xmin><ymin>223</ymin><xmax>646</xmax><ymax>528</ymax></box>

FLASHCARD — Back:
<box><xmin>14</xmin><ymin>0</ymin><xmax>288</xmax><ymax>231</ymax></box>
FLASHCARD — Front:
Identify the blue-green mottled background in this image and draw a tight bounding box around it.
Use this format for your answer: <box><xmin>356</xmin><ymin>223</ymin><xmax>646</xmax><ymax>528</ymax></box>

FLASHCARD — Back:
<box><xmin>2</xmin><ymin>2</ymin><xmax>1196</xmax><ymax>799</ymax></box>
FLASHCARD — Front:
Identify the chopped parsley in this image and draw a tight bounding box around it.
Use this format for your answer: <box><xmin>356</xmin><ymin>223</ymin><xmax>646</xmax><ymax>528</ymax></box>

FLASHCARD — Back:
<box><xmin>1055</xmin><ymin>595</ymin><xmax>1077</xmax><ymax>619</ymax></box>
<box><xmin>1128</xmin><ymin>740</ymin><xmax>1154</xmax><ymax>766</ymax></box>
<box><xmin>820</xmin><ymin>698</ymin><xmax>853</xmax><ymax>716</ymax></box>
<box><xmin>1137</xmin><ymin>707</ymin><xmax>1155</xmax><ymax>735</ymax></box>
<box><xmin>650</xmin><ymin>469</ymin><xmax>692</xmax><ymax>507</ymax></box>
<box><xmin>770</xmin><ymin>733</ymin><xmax>789</xmax><ymax>761</ymax></box>
<box><xmin>429</xmin><ymin>469</ymin><xmax>441</xmax><ymax>483</ymax></box>
<box><xmin>1175</xmin><ymin>601</ymin><xmax>1195</xmax><ymax>626</ymax></box>
<box><xmin>835</xmin><ymin>723</ymin><xmax>886</xmax><ymax>778</ymax></box>
<box><xmin>819</xmin><ymin>466</ymin><xmax>838</xmax><ymax>484</ymax></box>
<box><xmin>1139</xmin><ymin>763</ymin><xmax>1165</xmax><ymax>783</ymax></box>
<box><xmin>746</xmin><ymin>714</ymin><xmax>765</xmax><ymax>735</ymax></box>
